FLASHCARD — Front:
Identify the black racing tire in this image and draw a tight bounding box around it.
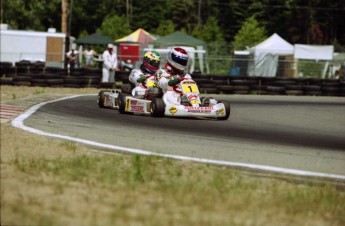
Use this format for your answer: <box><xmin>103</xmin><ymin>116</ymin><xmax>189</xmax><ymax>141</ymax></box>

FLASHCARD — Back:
<box><xmin>285</xmin><ymin>90</ymin><xmax>304</xmax><ymax>96</ymax></box>
<box><xmin>266</xmin><ymin>86</ymin><xmax>285</xmax><ymax>92</ymax></box>
<box><xmin>13</xmin><ymin>76</ymin><xmax>32</xmax><ymax>82</ymax></box>
<box><xmin>151</xmin><ymin>97</ymin><xmax>165</xmax><ymax>117</ymax></box>
<box><xmin>121</xmin><ymin>83</ymin><xmax>133</xmax><ymax>94</ymax></box>
<box><xmin>217</xmin><ymin>100</ymin><xmax>231</xmax><ymax>120</ymax></box>
<box><xmin>303</xmin><ymin>85</ymin><xmax>321</xmax><ymax>91</ymax></box>
<box><xmin>46</xmin><ymin>79</ymin><xmax>64</xmax><ymax>85</ymax></box>
<box><xmin>118</xmin><ymin>92</ymin><xmax>130</xmax><ymax>114</ymax></box>
<box><xmin>217</xmin><ymin>85</ymin><xmax>234</xmax><ymax>94</ymax></box>
<box><xmin>202</xmin><ymin>87</ymin><xmax>218</xmax><ymax>94</ymax></box>
<box><xmin>13</xmin><ymin>81</ymin><xmax>31</xmax><ymax>86</ymax></box>
<box><xmin>0</xmin><ymin>77</ymin><xmax>13</xmax><ymax>85</ymax></box>
<box><xmin>98</xmin><ymin>90</ymin><xmax>110</xmax><ymax>108</ymax></box>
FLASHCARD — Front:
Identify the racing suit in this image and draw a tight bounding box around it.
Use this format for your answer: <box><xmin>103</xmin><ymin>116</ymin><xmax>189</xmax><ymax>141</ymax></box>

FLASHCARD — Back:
<box><xmin>156</xmin><ymin>68</ymin><xmax>192</xmax><ymax>105</ymax></box>
<box><xmin>129</xmin><ymin>68</ymin><xmax>157</xmax><ymax>98</ymax></box>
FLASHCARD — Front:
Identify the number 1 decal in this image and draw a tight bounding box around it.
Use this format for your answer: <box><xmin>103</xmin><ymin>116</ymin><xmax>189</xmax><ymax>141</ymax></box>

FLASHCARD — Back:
<box><xmin>182</xmin><ymin>83</ymin><xmax>199</xmax><ymax>93</ymax></box>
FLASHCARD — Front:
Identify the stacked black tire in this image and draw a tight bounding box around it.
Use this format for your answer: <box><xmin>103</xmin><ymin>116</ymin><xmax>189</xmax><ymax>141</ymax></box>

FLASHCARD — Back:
<box><xmin>191</xmin><ymin>73</ymin><xmax>345</xmax><ymax>97</ymax></box>
<box><xmin>0</xmin><ymin>62</ymin><xmax>16</xmax><ymax>85</ymax></box>
<box><xmin>64</xmin><ymin>68</ymin><xmax>102</xmax><ymax>88</ymax></box>
<box><xmin>1</xmin><ymin>63</ymin><xmax>344</xmax><ymax>96</ymax></box>
<box><xmin>1</xmin><ymin>61</ymin><xmax>104</xmax><ymax>88</ymax></box>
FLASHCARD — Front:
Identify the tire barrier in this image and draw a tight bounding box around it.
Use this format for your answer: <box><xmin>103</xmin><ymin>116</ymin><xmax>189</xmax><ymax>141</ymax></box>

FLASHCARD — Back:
<box><xmin>1</xmin><ymin>63</ymin><xmax>344</xmax><ymax>96</ymax></box>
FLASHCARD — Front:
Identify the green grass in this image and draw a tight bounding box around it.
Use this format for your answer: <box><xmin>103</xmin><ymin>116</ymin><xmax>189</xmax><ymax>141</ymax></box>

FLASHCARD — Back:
<box><xmin>297</xmin><ymin>60</ymin><xmax>325</xmax><ymax>77</ymax></box>
<box><xmin>33</xmin><ymin>88</ymin><xmax>46</xmax><ymax>95</ymax></box>
<box><xmin>10</xmin><ymin>153</ymin><xmax>345</xmax><ymax>224</ymax></box>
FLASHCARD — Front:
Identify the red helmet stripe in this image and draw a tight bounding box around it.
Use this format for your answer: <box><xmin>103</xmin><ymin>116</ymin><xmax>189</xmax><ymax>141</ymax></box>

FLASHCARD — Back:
<box><xmin>143</xmin><ymin>61</ymin><xmax>158</xmax><ymax>72</ymax></box>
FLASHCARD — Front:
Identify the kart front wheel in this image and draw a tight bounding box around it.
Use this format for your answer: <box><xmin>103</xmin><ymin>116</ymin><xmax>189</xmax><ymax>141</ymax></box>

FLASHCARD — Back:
<box><xmin>151</xmin><ymin>97</ymin><xmax>165</xmax><ymax>117</ymax></box>
<box><xmin>98</xmin><ymin>90</ymin><xmax>110</xmax><ymax>108</ymax></box>
<box><xmin>217</xmin><ymin>100</ymin><xmax>231</xmax><ymax>120</ymax></box>
<box><xmin>118</xmin><ymin>93</ymin><xmax>129</xmax><ymax>114</ymax></box>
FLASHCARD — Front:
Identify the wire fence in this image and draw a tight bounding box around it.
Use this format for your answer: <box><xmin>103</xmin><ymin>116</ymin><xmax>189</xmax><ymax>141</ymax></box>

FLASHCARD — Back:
<box><xmin>1</xmin><ymin>47</ymin><xmax>344</xmax><ymax>79</ymax></box>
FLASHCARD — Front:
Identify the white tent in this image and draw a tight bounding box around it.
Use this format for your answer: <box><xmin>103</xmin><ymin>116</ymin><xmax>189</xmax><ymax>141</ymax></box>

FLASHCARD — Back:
<box><xmin>294</xmin><ymin>44</ymin><xmax>333</xmax><ymax>60</ymax></box>
<box><xmin>248</xmin><ymin>33</ymin><xmax>294</xmax><ymax>77</ymax></box>
<box><xmin>294</xmin><ymin>44</ymin><xmax>334</xmax><ymax>78</ymax></box>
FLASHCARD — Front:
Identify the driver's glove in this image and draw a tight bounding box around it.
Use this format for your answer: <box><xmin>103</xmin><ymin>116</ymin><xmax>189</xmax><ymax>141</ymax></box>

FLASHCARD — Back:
<box><xmin>136</xmin><ymin>75</ymin><xmax>147</xmax><ymax>83</ymax></box>
<box><xmin>168</xmin><ymin>76</ymin><xmax>180</xmax><ymax>86</ymax></box>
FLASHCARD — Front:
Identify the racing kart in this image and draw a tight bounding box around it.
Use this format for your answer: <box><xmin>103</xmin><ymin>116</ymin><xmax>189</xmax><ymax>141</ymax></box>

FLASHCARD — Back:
<box><xmin>98</xmin><ymin>78</ymin><xmax>230</xmax><ymax>120</ymax></box>
<box><xmin>97</xmin><ymin>74</ymin><xmax>159</xmax><ymax>110</ymax></box>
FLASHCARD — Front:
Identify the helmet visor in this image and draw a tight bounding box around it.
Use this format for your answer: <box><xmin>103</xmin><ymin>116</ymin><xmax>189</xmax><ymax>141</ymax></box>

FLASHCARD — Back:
<box><xmin>143</xmin><ymin>57</ymin><xmax>160</xmax><ymax>71</ymax></box>
<box><xmin>171</xmin><ymin>53</ymin><xmax>188</xmax><ymax>66</ymax></box>
<box><xmin>147</xmin><ymin>58</ymin><xmax>160</xmax><ymax>69</ymax></box>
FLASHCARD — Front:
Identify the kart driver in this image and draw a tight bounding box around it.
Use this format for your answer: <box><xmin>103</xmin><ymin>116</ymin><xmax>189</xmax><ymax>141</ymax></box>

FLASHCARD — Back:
<box><xmin>128</xmin><ymin>50</ymin><xmax>161</xmax><ymax>98</ymax></box>
<box><xmin>156</xmin><ymin>47</ymin><xmax>192</xmax><ymax>105</ymax></box>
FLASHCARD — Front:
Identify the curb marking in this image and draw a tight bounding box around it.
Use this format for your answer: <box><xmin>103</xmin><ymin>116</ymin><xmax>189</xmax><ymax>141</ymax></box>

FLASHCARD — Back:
<box><xmin>1</xmin><ymin>104</ymin><xmax>25</xmax><ymax>123</ymax></box>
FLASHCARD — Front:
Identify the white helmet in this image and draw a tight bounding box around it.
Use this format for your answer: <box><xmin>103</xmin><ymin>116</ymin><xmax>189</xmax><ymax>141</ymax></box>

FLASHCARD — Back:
<box><xmin>167</xmin><ymin>47</ymin><xmax>188</xmax><ymax>72</ymax></box>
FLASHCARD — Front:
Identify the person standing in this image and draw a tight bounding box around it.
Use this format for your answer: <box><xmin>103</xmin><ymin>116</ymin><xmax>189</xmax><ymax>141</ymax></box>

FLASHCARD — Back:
<box><xmin>66</xmin><ymin>48</ymin><xmax>78</xmax><ymax>69</ymax></box>
<box><xmin>84</xmin><ymin>46</ymin><xmax>97</xmax><ymax>68</ymax></box>
<box><xmin>102</xmin><ymin>43</ymin><xmax>118</xmax><ymax>83</ymax></box>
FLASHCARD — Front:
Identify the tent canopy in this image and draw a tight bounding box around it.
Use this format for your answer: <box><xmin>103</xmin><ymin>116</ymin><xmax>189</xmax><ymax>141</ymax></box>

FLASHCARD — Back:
<box><xmin>115</xmin><ymin>28</ymin><xmax>156</xmax><ymax>45</ymax></box>
<box><xmin>251</xmin><ymin>33</ymin><xmax>294</xmax><ymax>56</ymax></box>
<box><xmin>76</xmin><ymin>33</ymin><xmax>113</xmax><ymax>45</ymax></box>
<box><xmin>248</xmin><ymin>33</ymin><xmax>294</xmax><ymax>77</ymax></box>
<box><xmin>151</xmin><ymin>31</ymin><xmax>205</xmax><ymax>47</ymax></box>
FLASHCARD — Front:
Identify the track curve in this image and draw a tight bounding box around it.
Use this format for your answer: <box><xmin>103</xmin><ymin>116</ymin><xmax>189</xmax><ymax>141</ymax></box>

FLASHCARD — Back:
<box><xmin>23</xmin><ymin>94</ymin><xmax>345</xmax><ymax>176</ymax></box>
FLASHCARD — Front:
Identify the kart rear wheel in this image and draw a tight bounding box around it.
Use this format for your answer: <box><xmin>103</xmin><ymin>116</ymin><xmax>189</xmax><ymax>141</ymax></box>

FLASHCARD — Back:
<box><xmin>98</xmin><ymin>90</ymin><xmax>110</xmax><ymax>108</ymax></box>
<box><xmin>217</xmin><ymin>100</ymin><xmax>231</xmax><ymax>120</ymax></box>
<box><xmin>118</xmin><ymin>93</ymin><xmax>129</xmax><ymax>114</ymax></box>
<box><xmin>121</xmin><ymin>83</ymin><xmax>133</xmax><ymax>94</ymax></box>
<box><xmin>151</xmin><ymin>97</ymin><xmax>165</xmax><ymax>117</ymax></box>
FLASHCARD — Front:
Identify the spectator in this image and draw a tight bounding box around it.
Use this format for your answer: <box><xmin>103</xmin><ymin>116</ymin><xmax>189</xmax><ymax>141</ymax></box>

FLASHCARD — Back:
<box><xmin>66</xmin><ymin>48</ymin><xmax>78</xmax><ymax>69</ymax></box>
<box><xmin>84</xmin><ymin>46</ymin><xmax>97</xmax><ymax>68</ymax></box>
<box><xmin>102</xmin><ymin>43</ymin><xmax>118</xmax><ymax>83</ymax></box>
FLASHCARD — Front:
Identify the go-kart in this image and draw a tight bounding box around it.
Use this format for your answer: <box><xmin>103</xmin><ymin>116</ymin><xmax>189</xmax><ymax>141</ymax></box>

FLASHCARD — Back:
<box><xmin>97</xmin><ymin>74</ymin><xmax>160</xmax><ymax>110</ymax></box>
<box><xmin>111</xmin><ymin>77</ymin><xmax>230</xmax><ymax>120</ymax></box>
<box><xmin>153</xmin><ymin>78</ymin><xmax>230</xmax><ymax>120</ymax></box>
<box><xmin>98</xmin><ymin>75</ymin><xmax>230</xmax><ymax>120</ymax></box>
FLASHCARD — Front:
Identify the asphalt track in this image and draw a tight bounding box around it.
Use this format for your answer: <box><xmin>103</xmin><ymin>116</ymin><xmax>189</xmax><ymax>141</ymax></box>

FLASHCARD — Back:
<box><xmin>20</xmin><ymin>94</ymin><xmax>345</xmax><ymax>178</ymax></box>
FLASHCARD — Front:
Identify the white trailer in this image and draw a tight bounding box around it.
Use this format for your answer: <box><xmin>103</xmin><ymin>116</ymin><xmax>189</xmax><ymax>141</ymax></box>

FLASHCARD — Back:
<box><xmin>0</xmin><ymin>25</ymin><xmax>72</xmax><ymax>67</ymax></box>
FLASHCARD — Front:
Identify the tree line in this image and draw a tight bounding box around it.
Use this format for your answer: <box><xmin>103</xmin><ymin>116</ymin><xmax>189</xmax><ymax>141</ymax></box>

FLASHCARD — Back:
<box><xmin>2</xmin><ymin>0</ymin><xmax>345</xmax><ymax>51</ymax></box>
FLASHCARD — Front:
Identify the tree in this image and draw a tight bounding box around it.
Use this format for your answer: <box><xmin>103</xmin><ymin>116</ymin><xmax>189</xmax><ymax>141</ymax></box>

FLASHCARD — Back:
<box><xmin>97</xmin><ymin>15</ymin><xmax>132</xmax><ymax>40</ymax></box>
<box><xmin>193</xmin><ymin>16</ymin><xmax>225</xmax><ymax>44</ymax></box>
<box><xmin>154</xmin><ymin>20</ymin><xmax>175</xmax><ymax>36</ymax></box>
<box><xmin>215</xmin><ymin>0</ymin><xmax>252</xmax><ymax>42</ymax></box>
<box><xmin>131</xmin><ymin>1</ymin><xmax>166</xmax><ymax>32</ymax></box>
<box><xmin>2</xmin><ymin>0</ymin><xmax>344</xmax><ymax>49</ymax></box>
<box><xmin>170</xmin><ymin>0</ymin><xmax>197</xmax><ymax>33</ymax></box>
<box><xmin>192</xmin><ymin>16</ymin><xmax>229</xmax><ymax>74</ymax></box>
<box><xmin>2</xmin><ymin>0</ymin><xmax>60</xmax><ymax>31</ymax></box>
<box><xmin>231</xmin><ymin>17</ymin><xmax>267</xmax><ymax>50</ymax></box>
